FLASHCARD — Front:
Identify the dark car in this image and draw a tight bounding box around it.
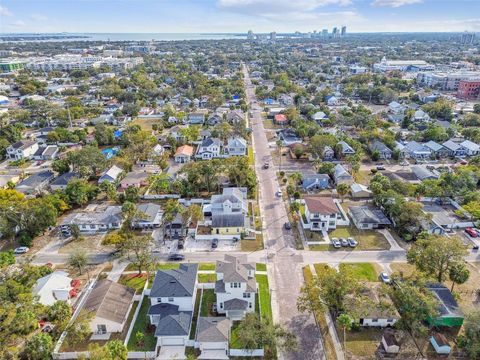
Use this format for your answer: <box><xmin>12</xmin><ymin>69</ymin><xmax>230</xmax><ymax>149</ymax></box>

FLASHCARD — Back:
<box><xmin>211</xmin><ymin>238</ymin><xmax>218</xmax><ymax>248</ymax></box>
<box><xmin>284</xmin><ymin>222</ymin><xmax>292</xmax><ymax>230</ymax></box>
<box><xmin>263</xmin><ymin>162</ymin><xmax>269</xmax><ymax>169</ymax></box>
<box><xmin>177</xmin><ymin>240</ymin><xmax>184</xmax><ymax>249</ymax></box>
<box><xmin>168</xmin><ymin>253</ymin><xmax>185</xmax><ymax>261</ymax></box>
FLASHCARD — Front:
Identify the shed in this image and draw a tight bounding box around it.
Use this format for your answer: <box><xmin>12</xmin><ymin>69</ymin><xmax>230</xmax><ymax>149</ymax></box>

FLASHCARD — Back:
<box><xmin>381</xmin><ymin>331</ymin><xmax>399</xmax><ymax>354</ymax></box>
<box><xmin>430</xmin><ymin>333</ymin><xmax>451</xmax><ymax>354</ymax></box>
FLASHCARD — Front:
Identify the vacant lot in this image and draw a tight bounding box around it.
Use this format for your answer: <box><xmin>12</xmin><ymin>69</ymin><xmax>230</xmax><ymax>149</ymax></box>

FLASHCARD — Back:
<box><xmin>339</xmin><ymin>263</ymin><xmax>381</xmax><ymax>282</ymax></box>
<box><xmin>131</xmin><ymin>118</ymin><xmax>162</xmax><ymax>131</ymax></box>
<box><xmin>310</xmin><ymin>227</ymin><xmax>390</xmax><ymax>251</ymax></box>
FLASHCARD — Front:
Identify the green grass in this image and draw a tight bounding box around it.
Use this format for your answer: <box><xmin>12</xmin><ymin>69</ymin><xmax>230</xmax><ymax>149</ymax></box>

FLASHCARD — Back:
<box><xmin>248</xmin><ymin>145</ymin><xmax>255</xmax><ymax>165</ymax></box>
<box><xmin>200</xmin><ymin>289</ymin><xmax>216</xmax><ymax>317</ymax></box>
<box><xmin>198</xmin><ymin>263</ymin><xmax>215</xmax><ymax>270</ymax></box>
<box><xmin>256</xmin><ymin>263</ymin><xmax>267</xmax><ymax>272</ymax></box>
<box><xmin>229</xmin><ymin>321</ymin><xmax>242</xmax><ymax>349</ymax></box>
<box><xmin>339</xmin><ymin>263</ymin><xmax>380</xmax><ymax>282</ymax></box>
<box><xmin>127</xmin><ymin>297</ymin><xmax>156</xmax><ymax>351</ymax></box>
<box><xmin>309</xmin><ymin>227</ymin><xmax>390</xmax><ymax>251</ymax></box>
<box><xmin>255</xmin><ymin>274</ymin><xmax>272</xmax><ymax>322</ymax></box>
<box><xmin>198</xmin><ymin>274</ymin><xmax>217</xmax><ymax>283</ymax></box>
<box><xmin>124</xmin><ymin>262</ymin><xmax>182</xmax><ymax>271</ymax></box>
<box><xmin>189</xmin><ymin>290</ymin><xmax>202</xmax><ymax>340</ymax></box>
<box><xmin>303</xmin><ymin>267</ymin><xmax>338</xmax><ymax>360</ymax></box>
<box><xmin>118</xmin><ymin>274</ymin><xmax>147</xmax><ymax>294</ymax></box>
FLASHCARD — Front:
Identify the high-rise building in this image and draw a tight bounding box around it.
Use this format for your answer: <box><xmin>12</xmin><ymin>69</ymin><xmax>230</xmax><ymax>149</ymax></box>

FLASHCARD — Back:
<box><xmin>460</xmin><ymin>31</ymin><xmax>475</xmax><ymax>45</ymax></box>
<box><xmin>322</xmin><ymin>29</ymin><xmax>328</xmax><ymax>37</ymax></box>
<box><xmin>332</xmin><ymin>27</ymin><xmax>338</xmax><ymax>37</ymax></box>
<box><xmin>341</xmin><ymin>26</ymin><xmax>347</xmax><ymax>36</ymax></box>
<box><xmin>270</xmin><ymin>32</ymin><xmax>276</xmax><ymax>41</ymax></box>
<box><xmin>247</xmin><ymin>30</ymin><xmax>254</xmax><ymax>41</ymax></box>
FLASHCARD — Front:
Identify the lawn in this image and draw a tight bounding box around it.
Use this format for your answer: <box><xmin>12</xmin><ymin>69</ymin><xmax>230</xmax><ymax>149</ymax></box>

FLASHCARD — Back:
<box><xmin>256</xmin><ymin>263</ymin><xmax>267</xmax><ymax>272</ymax></box>
<box><xmin>118</xmin><ymin>273</ymin><xmax>148</xmax><ymax>294</ymax></box>
<box><xmin>200</xmin><ymin>289</ymin><xmax>216</xmax><ymax>317</ymax></box>
<box><xmin>229</xmin><ymin>321</ymin><xmax>242</xmax><ymax>349</ymax></box>
<box><xmin>248</xmin><ymin>145</ymin><xmax>255</xmax><ymax>165</ymax></box>
<box><xmin>199</xmin><ymin>262</ymin><xmax>216</xmax><ymax>271</ymax></box>
<box><xmin>354</xmin><ymin>170</ymin><xmax>374</xmax><ymax>185</ymax></box>
<box><xmin>125</xmin><ymin>262</ymin><xmax>183</xmax><ymax>271</ymax></box>
<box><xmin>303</xmin><ymin>266</ymin><xmax>338</xmax><ymax>360</ymax></box>
<box><xmin>338</xmin><ymin>326</ymin><xmax>383</xmax><ymax>358</ymax></box>
<box><xmin>131</xmin><ymin>118</ymin><xmax>162</xmax><ymax>131</ymax></box>
<box><xmin>255</xmin><ymin>274</ymin><xmax>272</xmax><ymax>322</ymax></box>
<box><xmin>189</xmin><ymin>290</ymin><xmax>202</xmax><ymax>340</ymax></box>
<box><xmin>338</xmin><ymin>263</ymin><xmax>381</xmax><ymax>282</ymax></box>
<box><xmin>310</xmin><ymin>227</ymin><xmax>390</xmax><ymax>251</ymax></box>
<box><xmin>389</xmin><ymin>262</ymin><xmax>416</xmax><ymax>278</ymax></box>
<box><xmin>126</xmin><ymin>297</ymin><xmax>156</xmax><ymax>351</ymax></box>
<box><xmin>241</xmin><ymin>233</ymin><xmax>264</xmax><ymax>251</ymax></box>
<box><xmin>198</xmin><ymin>274</ymin><xmax>216</xmax><ymax>283</ymax></box>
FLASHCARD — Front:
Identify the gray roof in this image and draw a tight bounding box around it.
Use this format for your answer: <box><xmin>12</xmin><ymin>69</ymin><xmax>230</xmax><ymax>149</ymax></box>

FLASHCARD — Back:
<box><xmin>211</xmin><ymin>213</ymin><xmax>245</xmax><ymax>228</ymax></box>
<box><xmin>349</xmin><ymin>206</ymin><xmax>391</xmax><ymax>225</ymax></box>
<box><xmin>155</xmin><ymin>311</ymin><xmax>192</xmax><ymax>336</ymax></box>
<box><xmin>16</xmin><ymin>170</ymin><xmax>54</xmax><ymax>189</ymax></box>
<box><xmin>223</xmin><ymin>298</ymin><xmax>248</xmax><ymax>311</ymax></box>
<box><xmin>216</xmin><ymin>255</ymin><xmax>256</xmax><ymax>292</ymax></box>
<box><xmin>427</xmin><ymin>284</ymin><xmax>463</xmax><ymax>318</ymax></box>
<box><xmin>150</xmin><ymin>264</ymin><xmax>198</xmax><ymax>298</ymax></box>
<box><xmin>334</xmin><ymin>164</ymin><xmax>352</xmax><ymax>180</ymax></box>
<box><xmin>370</xmin><ymin>140</ymin><xmax>392</xmax><ymax>154</ymax></box>
<box><xmin>196</xmin><ymin>317</ymin><xmax>231</xmax><ymax>342</ymax></box>
<box><xmin>302</xmin><ymin>174</ymin><xmax>330</xmax><ymax>189</ymax></box>
<box><xmin>424</xmin><ymin>141</ymin><xmax>444</xmax><ymax>152</ymax></box>
<box><xmin>10</xmin><ymin>140</ymin><xmax>36</xmax><ymax>150</ymax></box>
<box><xmin>50</xmin><ymin>172</ymin><xmax>80</xmax><ymax>187</ymax></box>
<box><xmin>412</xmin><ymin>166</ymin><xmax>439</xmax><ymax>180</ymax></box>
<box><xmin>442</xmin><ymin>140</ymin><xmax>461</xmax><ymax>152</ymax></box>
<box><xmin>61</xmin><ymin>205</ymin><xmax>122</xmax><ymax>227</ymax></box>
<box><xmin>148</xmin><ymin>302</ymin><xmax>180</xmax><ymax>316</ymax></box>
<box><xmin>135</xmin><ymin>203</ymin><xmax>161</xmax><ymax>222</ymax></box>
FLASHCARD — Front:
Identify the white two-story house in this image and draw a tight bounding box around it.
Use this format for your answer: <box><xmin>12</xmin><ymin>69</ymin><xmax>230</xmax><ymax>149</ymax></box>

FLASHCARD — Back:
<box><xmin>215</xmin><ymin>255</ymin><xmax>257</xmax><ymax>320</ymax></box>
<box><xmin>148</xmin><ymin>264</ymin><xmax>198</xmax><ymax>348</ymax></box>
<box><xmin>225</xmin><ymin>136</ymin><xmax>247</xmax><ymax>156</ymax></box>
<box><xmin>196</xmin><ymin>138</ymin><xmax>222</xmax><ymax>159</ymax></box>
<box><xmin>6</xmin><ymin>140</ymin><xmax>39</xmax><ymax>160</ymax></box>
<box><xmin>301</xmin><ymin>196</ymin><xmax>349</xmax><ymax>231</ymax></box>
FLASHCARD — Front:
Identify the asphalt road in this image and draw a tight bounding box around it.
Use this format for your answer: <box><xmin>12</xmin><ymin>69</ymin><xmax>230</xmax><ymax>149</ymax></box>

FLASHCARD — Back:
<box><xmin>243</xmin><ymin>64</ymin><xmax>325</xmax><ymax>360</ymax></box>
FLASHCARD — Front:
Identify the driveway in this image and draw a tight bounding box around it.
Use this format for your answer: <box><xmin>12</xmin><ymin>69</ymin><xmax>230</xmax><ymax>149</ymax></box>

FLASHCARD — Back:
<box><xmin>243</xmin><ymin>64</ymin><xmax>325</xmax><ymax>360</ymax></box>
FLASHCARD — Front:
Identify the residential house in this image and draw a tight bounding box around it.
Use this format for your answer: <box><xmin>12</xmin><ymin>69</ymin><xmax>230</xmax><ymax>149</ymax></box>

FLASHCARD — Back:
<box><xmin>323</xmin><ymin>146</ymin><xmax>335</xmax><ymax>160</ymax></box>
<box><xmin>132</xmin><ymin>203</ymin><xmax>162</xmax><ymax>229</ymax></box>
<box><xmin>442</xmin><ymin>140</ymin><xmax>468</xmax><ymax>157</ymax></box>
<box><xmin>312</xmin><ymin>111</ymin><xmax>329</xmax><ymax>124</ymax></box>
<box><xmin>148</xmin><ymin>264</ymin><xmax>197</xmax><ymax>348</ymax></box>
<box><xmin>32</xmin><ymin>145</ymin><xmax>59</xmax><ymax>160</ymax></box>
<box><xmin>60</xmin><ymin>204</ymin><xmax>123</xmax><ymax>234</ymax></box>
<box><xmin>175</xmin><ymin>145</ymin><xmax>194</xmax><ymax>163</ymax></box>
<box><xmin>273</xmin><ymin>114</ymin><xmax>288</xmax><ymax>126</ymax></box>
<box><xmin>196</xmin><ymin>317</ymin><xmax>231</xmax><ymax>359</ymax></box>
<box><xmin>424</xmin><ymin>141</ymin><xmax>449</xmax><ymax>158</ymax></box>
<box><xmin>98</xmin><ymin>165</ymin><xmax>123</xmax><ymax>184</ymax></box>
<box><xmin>369</xmin><ymin>140</ymin><xmax>392</xmax><ymax>160</ymax></box>
<box><xmin>83</xmin><ymin>279</ymin><xmax>135</xmax><ymax>339</ymax></box>
<box><xmin>334</xmin><ymin>164</ymin><xmax>354</xmax><ymax>185</ymax></box>
<box><xmin>170</xmin><ymin>125</ymin><xmax>186</xmax><ymax>141</ymax></box>
<box><xmin>215</xmin><ymin>255</ymin><xmax>257</xmax><ymax>320</ymax></box>
<box><xmin>278</xmin><ymin>129</ymin><xmax>302</xmax><ymax>146</ymax></box>
<box><xmin>411</xmin><ymin>109</ymin><xmax>431</xmax><ymax>123</ymax></box>
<box><xmin>32</xmin><ymin>271</ymin><xmax>73</xmax><ymax>306</ymax></box>
<box><xmin>0</xmin><ymin>174</ymin><xmax>20</xmax><ymax>189</ymax></box>
<box><xmin>349</xmin><ymin>206</ymin><xmax>391</xmax><ymax>230</ymax></box>
<box><xmin>119</xmin><ymin>171</ymin><xmax>149</xmax><ymax>190</ymax></box>
<box><xmin>350</xmin><ymin>183</ymin><xmax>373</xmax><ymax>199</ymax></box>
<box><xmin>337</xmin><ymin>141</ymin><xmax>356</xmax><ymax>156</ymax></box>
<box><xmin>207</xmin><ymin>113</ymin><xmax>222</xmax><ymax>126</ymax></box>
<box><xmin>387</xmin><ymin>101</ymin><xmax>406</xmax><ymax>123</ymax></box>
<box><xmin>302</xmin><ymin>174</ymin><xmax>330</xmax><ymax>191</ymax></box>
<box><xmin>196</xmin><ymin>138</ymin><xmax>222</xmax><ymax>160</ymax></box>
<box><xmin>50</xmin><ymin>172</ymin><xmax>80</xmax><ymax>191</ymax></box>
<box><xmin>6</xmin><ymin>140</ymin><xmax>39</xmax><ymax>160</ymax></box>
<box><xmin>225</xmin><ymin>136</ymin><xmax>247</xmax><ymax>156</ymax></box>
<box><xmin>460</xmin><ymin>139</ymin><xmax>480</xmax><ymax>156</ymax></box>
<box><xmin>301</xmin><ymin>196</ymin><xmax>348</xmax><ymax>231</ymax></box>
<box><xmin>412</xmin><ymin>166</ymin><xmax>440</xmax><ymax>181</ymax></box>
<box><xmin>188</xmin><ymin>112</ymin><xmax>205</xmax><ymax>124</ymax></box>
<box><xmin>15</xmin><ymin>170</ymin><xmax>55</xmax><ymax>195</ymax></box>
<box><xmin>426</xmin><ymin>284</ymin><xmax>464</xmax><ymax>327</ymax></box>
<box><xmin>396</xmin><ymin>141</ymin><xmax>432</xmax><ymax>159</ymax></box>
<box><xmin>164</xmin><ymin>212</ymin><xmax>186</xmax><ymax>240</ymax></box>
<box><xmin>226</xmin><ymin>110</ymin><xmax>244</xmax><ymax>124</ymax></box>
<box><xmin>325</xmin><ymin>95</ymin><xmax>338</xmax><ymax>106</ymax></box>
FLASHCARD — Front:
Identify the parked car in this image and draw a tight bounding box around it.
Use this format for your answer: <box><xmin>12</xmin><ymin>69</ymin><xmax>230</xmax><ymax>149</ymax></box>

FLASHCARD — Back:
<box><xmin>380</xmin><ymin>272</ymin><xmax>391</xmax><ymax>284</ymax></box>
<box><xmin>263</xmin><ymin>162</ymin><xmax>269</xmax><ymax>169</ymax></box>
<box><xmin>347</xmin><ymin>237</ymin><xmax>358</xmax><ymax>247</ymax></box>
<box><xmin>168</xmin><ymin>253</ymin><xmax>185</xmax><ymax>261</ymax></box>
<box><xmin>275</xmin><ymin>191</ymin><xmax>282</xmax><ymax>197</ymax></box>
<box><xmin>284</xmin><ymin>222</ymin><xmax>292</xmax><ymax>230</ymax></box>
<box><xmin>14</xmin><ymin>246</ymin><xmax>29</xmax><ymax>254</ymax></box>
<box><xmin>472</xmin><ymin>244</ymin><xmax>479</xmax><ymax>251</ymax></box>
<box><xmin>340</xmin><ymin>238</ymin><xmax>349</xmax><ymax>247</ymax></box>
<box><xmin>465</xmin><ymin>228</ymin><xmax>478</xmax><ymax>238</ymax></box>
<box><xmin>376</xmin><ymin>165</ymin><xmax>386</xmax><ymax>170</ymax></box>
<box><xmin>211</xmin><ymin>238</ymin><xmax>218</xmax><ymax>248</ymax></box>
<box><xmin>331</xmin><ymin>238</ymin><xmax>341</xmax><ymax>248</ymax></box>
<box><xmin>177</xmin><ymin>240</ymin><xmax>184</xmax><ymax>249</ymax></box>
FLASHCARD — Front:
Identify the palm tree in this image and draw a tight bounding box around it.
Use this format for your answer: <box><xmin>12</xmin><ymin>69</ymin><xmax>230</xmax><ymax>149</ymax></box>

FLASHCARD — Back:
<box><xmin>337</xmin><ymin>313</ymin><xmax>353</xmax><ymax>352</ymax></box>
<box><xmin>336</xmin><ymin>183</ymin><xmax>350</xmax><ymax>202</ymax></box>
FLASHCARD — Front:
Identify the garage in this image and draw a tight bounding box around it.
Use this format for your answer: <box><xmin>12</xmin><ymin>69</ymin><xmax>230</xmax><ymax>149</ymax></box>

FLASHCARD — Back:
<box><xmin>161</xmin><ymin>337</ymin><xmax>185</xmax><ymax>346</ymax></box>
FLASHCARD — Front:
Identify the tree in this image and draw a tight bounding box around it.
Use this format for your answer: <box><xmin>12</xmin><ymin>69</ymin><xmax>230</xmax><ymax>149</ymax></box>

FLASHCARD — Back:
<box><xmin>64</xmin><ymin>309</ymin><xmax>92</xmax><ymax>347</ymax></box>
<box><xmin>235</xmin><ymin>313</ymin><xmax>297</xmax><ymax>355</ymax></box>
<box><xmin>124</xmin><ymin>185</ymin><xmax>140</xmax><ymax>203</ymax></box>
<box><xmin>458</xmin><ymin>310</ymin><xmax>480</xmax><ymax>359</ymax></box>
<box><xmin>101</xmin><ymin>180</ymin><xmax>118</xmax><ymax>202</ymax></box>
<box><xmin>337</xmin><ymin>313</ymin><xmax>354</xmax><ymax>351</ymax></box>
<box><xmin>118</xmin><ymin>235</ymin><xmax>154</xmax><ymax>275</ymax></box>
<box><xmin>474</xmin><ymin>103</ymin><xmax>480</xmax><ymax>114</ymax></box>
<box><xmin>407</xmin><ymin>235</ymin><xmax>468</xmax><ymax>282</ymax></box>
<box><xmin>70</xmin><ymin>224</ymin><xmax>81</xmax><ymax>241</ymax></box>
<box><xmin>94</xmin><ymin>123</ymin><xmax>115</xmax><ymax>146</ymax></box>
<box><xmin>66</xmin><ymin>146</ymin><xmax>108</xmax><ymax>178</ymax></box>
<box><xmin>105</xmin><ymin>340</ymin><xmax>128</xmax><ymax>360</ymax></box>
<box><xmin>22</xmin><ymin>333</ymin><xmax>53</xmax><ymax>360</ymax></box>
<box><xmin>65</xmin><ymin>179</ymin><xmax>98</xmax><ymax>207</ymax></box>
<box><xmin>336</xmin><ymin>183</ymin><xmax>349</xmax><ymax>202</ymax></box>
<box><xmin>52</xmin><ymin>158</ymin><xmax>70</xmax><ymax>174</ymax></box>
<box><xmin>68</xmin><ymin>250</ymin><xmax>88</xmax><ymax>275</ymax></box>
<box><xmin>48</xmin><ymin>301</ymin><xmax>72</xmax><ymax>333</ymax></box>
<box><xmin>0</xmin><ymin>250</ymin><xmax>15</xmax><ymax>268</ymax></box>
<box><xmin>448</xmin><ymin>262</ymin><xmax>470</xmax><ymax>292</ymax></box>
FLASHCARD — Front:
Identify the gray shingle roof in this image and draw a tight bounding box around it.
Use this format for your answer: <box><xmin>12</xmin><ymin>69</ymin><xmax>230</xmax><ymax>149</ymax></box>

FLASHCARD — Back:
<box><xmin>50</xmin><ymin>172</ymin><xmax>80</xmax><ymax>186</ymax></box>
<box><xmin>135</xmin><ymin>203</ymin><xmax>161</xmax><ymax>222</ymax></box>
<box><xmin>196</xmin><ymin>317</ymin><xmax>231</xmax><ymax>342</ymax></box>
<box><xmin>150</xmin><ymin>264</ymin><xmax>198</xmax><ymax>298</ymax></box>
<box><xmin>223</xmin><ymin>298</ymin><xmax>248</xmax><ymax>311</ymax></box>
<box><xmin>349</xmin><ymin>206</ymin><xmax>391</xmax><ymax>225</ymax></box>
<box><xmin>211</xmin><ymin>213</ymin><xmax>245</xmax><ymax>228</ymax></box>
<box><xmin>155</xmin><ymin>312</ymin><xmax>192</xmax><ymax>336</ymax></box>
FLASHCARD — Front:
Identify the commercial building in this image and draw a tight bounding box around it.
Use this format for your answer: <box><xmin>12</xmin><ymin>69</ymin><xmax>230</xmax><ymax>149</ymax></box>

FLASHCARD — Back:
<box><xmin>374</xmin><ymin>57</ymin><xmax>434</xmax><ymax>72</ymax></box>
<box><xmin>417</xmin><ymin>71</ymin><xmax>480</xmax><ymax>91</ymax></box>
<box><xmin>457</xmin><ymin>79</ymin><xmax>480</xmax><ymax>99</ymax></box>
<box><xmin>0</xmin><ymin>59</ymin><xmax>25</xmax><ymax>72</ymax></box>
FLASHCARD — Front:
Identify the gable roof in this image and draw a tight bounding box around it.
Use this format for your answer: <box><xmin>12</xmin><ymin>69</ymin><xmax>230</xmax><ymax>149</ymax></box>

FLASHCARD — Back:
<box><xmin>135</xmin><ymin>203</ymin><xmax>161</xmax><ymax>222</ymax></box>
<box><xmin>150</xmin><ymin>264</ymin><xmax>198</xmax><ymax>298</ymax></box>
<box><xmin>83</xmin><ymin>279</ymin><xmax>135</xmax><ymax>324</ymax></box>
<box><xmin>427</xmin><ymin>283</ymin><xmax>463</xmax><ymax>318</ymax></box>
<box><xmin>175</xmin><ymin>145</ymin><xmax>194</xmax><ymax>157</ymax></box>
<box><xmin>50</xmin><ymin>172</ymin><xmax>80</xmax><ymax>187</ymax></box>
<box><xmin>155</xmin><ymin>312</ymin><xmax>192</xmax><ymax>336</ymax></box>
<box><xmin>211</xmin><ymin>213</ymin><xmax>245</xmax><ymax>228</ymax></box>
<box><xmin>101</xmin><ymin>165</ymin><xmax>123</xmax><ymax>180</ymax></box>
<box><xmin>16</xmin><ymin>170</ymin><xmax>54</xmax><ymax>189</ymax></box>
<box><xmin>349</xmin><ymin>206</ymin><xmax>391</xmax><ymax>225</ymax></box>
<box><xmin>304</xmin><ymin>197</ymin><xmax>338</xmax><ymax>215</ymax></box>
<box><xmin>196</xmin><ymin>317</ymin><xmax>231</xmax><ymax>342</ymax></box>
<box><xmin>32</xmin><ymin>271</ymin><xmax>72</xmax><ymax>306</ymax></box>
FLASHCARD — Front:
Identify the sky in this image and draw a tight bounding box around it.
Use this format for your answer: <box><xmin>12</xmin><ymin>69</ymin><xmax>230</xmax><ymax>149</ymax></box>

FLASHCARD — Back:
<box><xmin>0</xmin><ymin>0</ymin><xmax>479</xmax><ymax>34</ymax></box>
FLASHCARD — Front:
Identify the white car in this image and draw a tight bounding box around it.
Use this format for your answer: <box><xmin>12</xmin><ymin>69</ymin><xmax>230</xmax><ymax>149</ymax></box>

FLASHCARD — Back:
<box><xmin>14</xmin><ymin>246</ymin><xmax>30</xmax><ymax>254</ymax></box>
<box><xmin>379</xmin><ymin>272</ymin><xmax>391</xmax><ymax>284</ymax></box>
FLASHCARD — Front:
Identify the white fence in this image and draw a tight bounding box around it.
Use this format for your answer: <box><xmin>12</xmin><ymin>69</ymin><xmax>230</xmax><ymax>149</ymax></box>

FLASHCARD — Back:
<box><xmin>127</xmin><ymin>351</ymin><xmax>156</xmax><ymax>359</ymax></box>
<box><xmin>124</xmin><ymin>280</ymin><xmax>149</xmax><ymax>347</ymax></box>
<box><xmin>53</xmin><ymin>351</ymin><xmax>156</xmax><ymax>359</ymax></box>
<box><xmin>229</xmin><ymin>349</ymin><xmax>264</xmax><ymax>357</ymax></box>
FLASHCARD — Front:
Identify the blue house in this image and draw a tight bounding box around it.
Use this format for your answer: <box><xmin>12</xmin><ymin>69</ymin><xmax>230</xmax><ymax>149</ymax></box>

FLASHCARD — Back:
<box><xmin>302</xmin><ymin>174</ymin><xmax>330</xmax><ymax>191</ymax></box>
<box><xmin>101</xmin><ymin>147</ymin><xmax>119</xmax><ymax>159</ymax></box>
<box><xmin>264</xmin><ymin>98</ymin><xmax>275</xmax><ymax>105</ymax></box>
<box><xmin>430</xmin><ymin>334</ymin><xmax>451</xmax><ymax>355</ymax></box>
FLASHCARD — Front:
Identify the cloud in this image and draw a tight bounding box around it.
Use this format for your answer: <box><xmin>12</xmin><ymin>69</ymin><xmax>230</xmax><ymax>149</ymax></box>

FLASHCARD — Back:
<box><xmin>371</xmin><ymin>0</ymin><xmax>423</xmax><ymax>7</ymax></box>
<box><xmin>0</xmin><ymin>5</ymin><xmax>13</xmax><ymax>17</ymax></box>
<box><xmin>30</xmin><ymin>13</ymin><xmax>48</xmax><ymax>21</ymax></box>
<box><xmin>9</xmin><ymin>20</ymin><xmax>26</xmax><ymax>28</ymax></box>
<box><xmin>218</xmin><ymin>0</ymin><xmax>352</xmax><ymax>13</ymax></box>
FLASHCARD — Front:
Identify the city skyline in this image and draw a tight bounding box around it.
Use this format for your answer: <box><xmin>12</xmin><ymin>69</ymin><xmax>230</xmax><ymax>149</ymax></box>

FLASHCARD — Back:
<box><xmin>0</xmin><ymin>0</ymin><xmax>479</xmax><ymax>34</ymax></box>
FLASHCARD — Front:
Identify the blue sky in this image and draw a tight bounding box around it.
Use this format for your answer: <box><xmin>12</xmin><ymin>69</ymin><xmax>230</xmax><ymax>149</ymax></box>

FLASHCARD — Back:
<box><xmin>0</xmin><ymin>0</ymin><xmax>479</xmax><ymax>33</ymax></box>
